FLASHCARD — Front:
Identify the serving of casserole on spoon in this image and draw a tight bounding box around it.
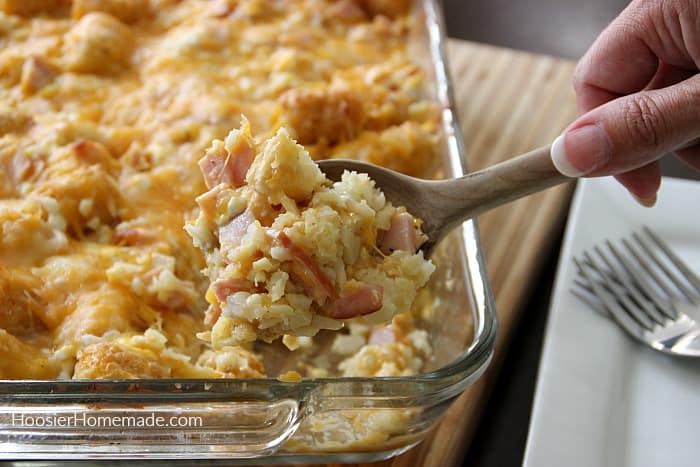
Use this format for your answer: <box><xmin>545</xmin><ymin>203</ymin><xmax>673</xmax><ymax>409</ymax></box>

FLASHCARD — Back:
<box><xmin>186</xmin><ymin>119</ymin><xmax>435</xmax><ymax>348</ymax></box>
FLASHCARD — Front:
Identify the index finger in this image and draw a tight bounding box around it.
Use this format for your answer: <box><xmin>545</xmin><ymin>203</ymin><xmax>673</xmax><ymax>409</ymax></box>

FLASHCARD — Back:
<box><xmin>573</xmin><ymin>0</ymin><xmax>698</xmax><ymax>114</ymax></box>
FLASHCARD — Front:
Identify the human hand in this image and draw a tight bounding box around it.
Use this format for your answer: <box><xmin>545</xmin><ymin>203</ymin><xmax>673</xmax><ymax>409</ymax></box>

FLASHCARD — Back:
<box><xmin>550</xmin><ymin>0</ymin><xmax>700</xmax><ymax>206</ymax></box>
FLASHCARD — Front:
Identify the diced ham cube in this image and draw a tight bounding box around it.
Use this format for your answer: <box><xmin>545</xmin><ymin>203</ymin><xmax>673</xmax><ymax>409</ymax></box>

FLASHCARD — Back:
<box><xmin>195</xmin><ymin>185</ymin><xmax>220</xmax><ymax>218</ymax></box>
<box><xmin>218</xmin><ymin>209</ymin><xmax>255</xmax><ymax>251</ymax></box>
<box><xmin>379</xmin><ymin>212</ymin><xmax>420</xmax><ymax>253</ymax></box>
<box><xmin>226</xmin><ymin>136</ymin><xmax>254</xmax><ymax>185</ymax></box>
<box><xmin>277</xmin><ymin>231</ymin><xmax>336</xmax><ymax>304</ymax></box>
<box><xmin>330</xmin><ymin>281</ymin><xmax>383</xmax><ymax>319</ymax></box>
<box><xmin>211</xmin><ymin>277</ymin><xmax>253</xmax><ymax>302</ymax></box>
<box><xmin>204</xmin><ymin>305</ymin><xmax>221</xmax><ymax>326</ymax></box>
<box><xmin>199</xmin><ymin>137</ymin><xmax>254</xmax><ymax>189</ymax></box>
<box><xmin>20</xmin><ymin>56</ymin><xmax>56</xmax><ymax>94</ymax></box>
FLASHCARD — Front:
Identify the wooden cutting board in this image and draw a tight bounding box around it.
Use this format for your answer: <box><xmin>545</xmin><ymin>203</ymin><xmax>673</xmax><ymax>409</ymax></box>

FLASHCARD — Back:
<box><xmin>301</xmin><ymin>39</ymin><xmax>580</xmax><ymax>467</ymax></box>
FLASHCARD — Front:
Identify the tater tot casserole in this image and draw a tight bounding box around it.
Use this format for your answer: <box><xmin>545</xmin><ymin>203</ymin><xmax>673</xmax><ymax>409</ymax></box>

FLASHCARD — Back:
<box><xmin>0</xmin><ymin>0</ymin><xmax>442</xmax><ymax>380</ymax></box>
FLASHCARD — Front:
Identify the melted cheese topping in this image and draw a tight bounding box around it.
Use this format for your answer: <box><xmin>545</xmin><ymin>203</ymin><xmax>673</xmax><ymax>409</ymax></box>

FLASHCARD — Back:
<box><xmin>0</xmin><ymin>0</ymin><xmax>440</xmax><ymax>379</ymax></box>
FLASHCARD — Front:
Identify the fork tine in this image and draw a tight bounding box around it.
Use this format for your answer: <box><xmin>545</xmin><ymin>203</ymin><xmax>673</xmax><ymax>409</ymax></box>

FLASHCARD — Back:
<box><xmin>581</xmin><ymin>254</ymin><xmax>621</xmax><ymax>286</ymax></box>
<box><xmin>604</xmin><ymin>240</ymin><xmax>676</xmax><ymax>321</ymax></box>
<box><xmin>573</xmin><ymin>277</ymin><xmax>593</xmax><ymax>292</ymax></box>
<box><xmin>623</xmin><ymin>236</ymin><xmax>679</xmax><ymax>320</ymax></box>
<box><xmin>631</xmin><ymin>232</ymin><xmax>696</xmax><ymax>307</ymax></box>
<box><xmin>581</xmin><ymin>251</ymin><xmax>656</xmax><ymax>330</ymax></box>
<box><xmin>625</xmin><ymin>236</ymin><xmax>675</xmax><ymax>297</ymax></box>
<box><xmin>574</xmin><ymin>257</ymin><xmax>648</xmax><ymax>340</ymax></box>
<box><xmin>643</xmin><ymin>226</ymin><xmax>700</xmax><ymax>300</ymax></box>
<box><xmin>573</xmin><ymin>231</ymin><xmax>700</xmax><ymax>357</ymax></box>
<box><xmin>571</xmin><ymin>275</ymin><xmax>609</xmax><ymax>318</ymax></box>
<box><xmin>593</xmin><ymin>244</ymin><xmax>669</xmax><ymax>326</ymax></box>
<box><xmin>579</xmin><ymin>252</ymin><xmax>669</xmax><ymax>323</ymax></box>
<box><xmin>592</xmin><ymin>244</ymin><xmax>616</xmax><ymax>275</ymax></box>
<box><xmin>571</xmin><ymin>287</ymin><xmax>609</xmax><ymax>317</ymax></box>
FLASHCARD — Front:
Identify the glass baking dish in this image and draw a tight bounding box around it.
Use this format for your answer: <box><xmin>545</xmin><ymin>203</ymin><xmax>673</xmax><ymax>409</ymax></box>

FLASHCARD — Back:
<box><xmin>0</xmin><ymin>0</ymin><xmax>497</xmax><ymax>461</ymax></box>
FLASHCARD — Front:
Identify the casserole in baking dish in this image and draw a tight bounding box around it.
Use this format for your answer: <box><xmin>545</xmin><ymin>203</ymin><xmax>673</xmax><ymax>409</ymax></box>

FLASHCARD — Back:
<box><xmin>0</xmin><ymin>0</ymin><xmax>496</xmax><ymax>460</ymax></box>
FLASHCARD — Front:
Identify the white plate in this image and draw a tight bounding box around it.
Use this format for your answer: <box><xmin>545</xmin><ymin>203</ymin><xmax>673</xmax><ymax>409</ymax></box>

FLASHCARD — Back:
<box><xmin>524</xmin><ymin>177</ymin><xmax>700</xmax><ymax>467</ymax></box>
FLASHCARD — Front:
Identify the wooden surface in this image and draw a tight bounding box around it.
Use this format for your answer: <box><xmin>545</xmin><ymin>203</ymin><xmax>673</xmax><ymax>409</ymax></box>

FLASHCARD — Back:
<box><xmin>301</xmin><ymin>39</ymin><xmax>580</xmax><ymax>467</ymax></box>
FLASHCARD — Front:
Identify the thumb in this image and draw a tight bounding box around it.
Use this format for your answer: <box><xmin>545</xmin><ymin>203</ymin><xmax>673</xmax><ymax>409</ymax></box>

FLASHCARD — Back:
<box><xmin>551</xmin><ymin>74</ymin><xmax>700</xmax><ymax>177</ymax></box>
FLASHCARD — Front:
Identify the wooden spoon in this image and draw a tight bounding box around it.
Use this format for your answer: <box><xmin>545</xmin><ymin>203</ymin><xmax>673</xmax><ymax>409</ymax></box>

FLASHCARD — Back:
<box><xmin>317</xmin><ymin>144</ymin><xmax>569</xmax><ymax>256</ymax></box>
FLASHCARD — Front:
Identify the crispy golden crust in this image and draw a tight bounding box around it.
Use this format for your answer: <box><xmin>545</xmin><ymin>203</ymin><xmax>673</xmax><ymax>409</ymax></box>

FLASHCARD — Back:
<box><xmin>71</xmin><ymin>0</ymin><xmax>150</xmax><ymax>24</ymax></box>
<box><xmin>0</xmin><ymin>0</ymin><xmax>69</xmax><ymax>17</ymax></box>
<box><xmin>278</xmin><ymin>84</ymin><xmax>366</xmax><ymax>145</ymax></box>
<box><xmin>74</xmin><ymin>341</ymin><xmax>171</xmax><ymax>379</ymax></box>
<box><xmin>0</xmin><ymin>267</ymin><xmax>45</xmax><ymax>337</ymax></box>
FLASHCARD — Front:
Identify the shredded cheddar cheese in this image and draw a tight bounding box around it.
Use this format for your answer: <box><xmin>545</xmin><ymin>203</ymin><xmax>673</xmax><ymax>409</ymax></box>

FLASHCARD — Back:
<box><xmin>0</xmin><ymin>0</ymin><xmax>440</xmax><ymax>379</ymax></box>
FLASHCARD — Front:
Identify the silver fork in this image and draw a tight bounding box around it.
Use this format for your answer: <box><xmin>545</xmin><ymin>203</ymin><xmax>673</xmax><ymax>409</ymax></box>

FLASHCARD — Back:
<box><xmin>572</xmin><ymin>227</ymin><xmax>700</xmax><ymax>357</ymax></box>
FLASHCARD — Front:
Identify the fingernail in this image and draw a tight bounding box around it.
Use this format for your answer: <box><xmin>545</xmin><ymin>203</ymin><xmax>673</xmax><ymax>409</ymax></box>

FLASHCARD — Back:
<box><xmin>551</xmin><ymin>124</ymin><xmax>611</xmax><ymax>177</ymax></box>
<box><xmin>632</xmin><ymin>192</ymin><xmax>657</xmax><ymax>208</ymax></box>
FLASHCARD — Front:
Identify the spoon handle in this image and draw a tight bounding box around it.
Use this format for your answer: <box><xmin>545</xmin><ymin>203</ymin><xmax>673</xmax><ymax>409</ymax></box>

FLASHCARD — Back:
<box><xmin>440</xmin><ymin>134</ymin><xmax>700</xmax><ymax>226</ymax></box>
<box><xmin>436</xmin><ymin>144</ymin><xmax>571</xmax><ymax>228</ymax></box>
